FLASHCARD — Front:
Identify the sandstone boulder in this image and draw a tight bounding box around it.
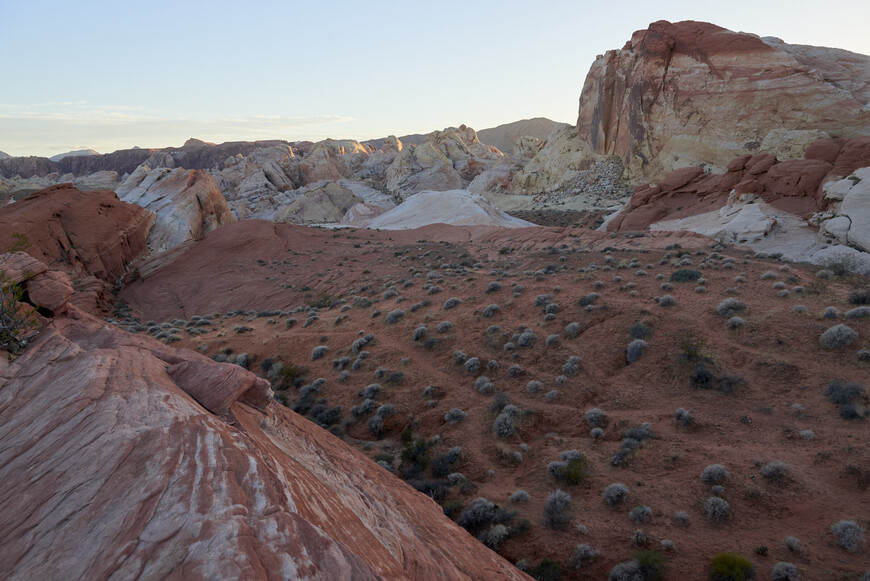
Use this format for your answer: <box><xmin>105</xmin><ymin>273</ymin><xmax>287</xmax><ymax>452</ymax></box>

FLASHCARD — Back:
<box><xmin>117</xmin><ymin>167</ymin><xmax>234</xmax><ymax>253</ymax></box>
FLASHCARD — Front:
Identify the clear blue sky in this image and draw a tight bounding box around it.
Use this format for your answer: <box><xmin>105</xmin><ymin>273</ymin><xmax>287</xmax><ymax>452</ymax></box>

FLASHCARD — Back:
<box><xmin>2</xmin><ymin>0</ymin><xmax>868</xmax><ymax>157</ymax></box>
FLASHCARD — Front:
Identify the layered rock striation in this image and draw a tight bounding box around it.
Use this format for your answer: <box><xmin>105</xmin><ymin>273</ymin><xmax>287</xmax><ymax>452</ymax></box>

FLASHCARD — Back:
<box><xmin>0</xmin><ymin>294</ymin><xmax>529</xmax><ymax>580</ymax></box>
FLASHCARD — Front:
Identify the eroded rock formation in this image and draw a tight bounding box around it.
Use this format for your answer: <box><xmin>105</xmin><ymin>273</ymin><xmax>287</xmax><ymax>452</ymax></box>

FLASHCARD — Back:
<box><xmin>0</xmin><ymin>298</ymin><xmax>529</xmax><ymax>580</ymax></box>
<box><xmin>576</xmin><ymin>20</ymin><xmax>870</xmax><ymax>181</ymax></box>
<box><xmin>117</xmin><ymin>167</ymin><xmax>235</xmax><ymax>253</ymax></box>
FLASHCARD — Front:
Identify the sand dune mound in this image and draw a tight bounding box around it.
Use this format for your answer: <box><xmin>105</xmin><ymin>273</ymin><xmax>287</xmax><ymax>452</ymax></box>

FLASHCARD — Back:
<box><xmin>361</xmin><ymin>190</ymin><xmax>535</xmax><ymax>230</ymax></box>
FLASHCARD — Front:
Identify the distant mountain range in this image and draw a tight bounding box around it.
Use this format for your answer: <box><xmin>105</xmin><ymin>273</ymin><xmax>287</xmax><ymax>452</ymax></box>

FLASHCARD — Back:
<box><xmin>49</xmin><ymin>149</ymin><xmax>101</xmax><ymax>162</ymax></box>
<box><xmin>363</xmin><ymin>117</ymin><xmax>567</xmax><ymax>152</ymax></box>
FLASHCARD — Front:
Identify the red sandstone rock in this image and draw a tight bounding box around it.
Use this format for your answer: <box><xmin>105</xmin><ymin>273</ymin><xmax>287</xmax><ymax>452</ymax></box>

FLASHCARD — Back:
<box><xmin>608</xmin><ymin>136</ymin><xmax>870</xmax><ymax>231</ymax></box>
<box><xmin>0</xmin><ymin>184</ymin><xmax>154</xmax><ymax>282</ymax></box>
<box><xmin>0</xmin><ymin>251</ymin><xmax>47</xmax><ymax>283</ymax></box>
<box><xmin>167</xmin><ymin>358</ymin><xmax>272</xmax><ymax>415</ymax></box>
<box><xmin>0</xmin><ymin>308</ymin><xmax>530</xmax><ymax>580</ymax></box>
<box><xmin>25</xmin><ymin>270</ymin><xmax>74</xmax><ymax>315</ymax></box>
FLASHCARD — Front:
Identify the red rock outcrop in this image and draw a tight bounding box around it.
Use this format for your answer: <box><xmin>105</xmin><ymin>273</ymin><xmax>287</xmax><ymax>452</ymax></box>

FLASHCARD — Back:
<box><xmin>577</xmin><ymin>20</ymin><xmax>870</xmax><ymax>181</ymax></box>
<box><xmin>0</xmin><ymin>184</ymin><xmax>154</xmax><ymax>281</ymax></box>
<box><xmin>608</xmin><ymin>136</ymin><xmax>870</xmax><ymax>232</ymax></box>
<box><xmin>0</xmin><ymin>305</ymin><xmax>529</xmax><ymax>580</ymax></box>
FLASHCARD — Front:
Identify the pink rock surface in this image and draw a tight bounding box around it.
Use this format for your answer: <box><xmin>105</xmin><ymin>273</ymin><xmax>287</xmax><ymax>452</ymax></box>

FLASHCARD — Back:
<box><xmin>0</xmin><ymin>308</ymin><xmax>530</xmax><ymax>580</ymax></box>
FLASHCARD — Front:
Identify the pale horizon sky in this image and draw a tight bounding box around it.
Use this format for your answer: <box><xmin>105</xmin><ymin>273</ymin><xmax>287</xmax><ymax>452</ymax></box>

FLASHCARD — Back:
<box><xmin>2</xmin><ymin>0</ymin><xmax>869</xmax><ymax>158</ymax></box>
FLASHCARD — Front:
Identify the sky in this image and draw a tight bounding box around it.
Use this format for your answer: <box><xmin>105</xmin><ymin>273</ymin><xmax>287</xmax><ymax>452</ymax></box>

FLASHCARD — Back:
<box><xmin>1</xmin><ymin>0</ymin><xmax>869</xmax><ymax>157</ymax></box>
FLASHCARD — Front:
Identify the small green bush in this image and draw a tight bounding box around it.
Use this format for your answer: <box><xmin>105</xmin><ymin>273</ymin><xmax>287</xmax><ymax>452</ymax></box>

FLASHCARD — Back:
<box><xmin>670</xmin><ymin>269</ymin><xmax>702</xmax><ymax>283</ymax></box>
<box><xmin>709</xmin><ymin>552</ymin><xmax>755</xmax><ymax>581</ymax></box>
<box><xmin>529</xmin><ymin>559</ymin><xmax>562</xmax><ymax>581</ymax></box>
<box><xmin>634</xmin><ymin>550</ymin><xmax>665</xmax><ymax>580</ymax></box>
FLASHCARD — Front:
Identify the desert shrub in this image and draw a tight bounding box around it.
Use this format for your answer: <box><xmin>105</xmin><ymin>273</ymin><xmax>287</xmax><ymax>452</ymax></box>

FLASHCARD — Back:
<box><xmin>479</xmin><ymin>523</ymin><xmax>508</xmax><ymax>550</ymax></box>
<box><xmin>603</xmin><ymin>483</ymin><xmax>629</xmax><ymax>505</ymax></box>
<box><xmin>661</xmin><ymin>540</ymin><xmax>674</xmax><ymax>551</ymax></box>
<box><xmin>670</xmin><ymin>269</ymin><xmax>702</xmax><ymax>282</ymax></box>
<box><xmin>658</xmin><ymin>295</ymin><xmax>675</xmax><ymax>307</ymax></box>
<box><xmin>482</xmin><ymin>304</ymin><xmax>500</xmax><ymax>318</ymax></box>
<box><xmin>846</xmin><ymin>307</ymin><xmax>870</xmax><ymax>319</ymax></box>
<box><xmin>549</xmin><ymin>454</ymin><xmax>591</xmax><ymax>485</ymax></box>
<box><xmin>705</xmin><ymin>497</ymin><xmax>730</xmax><ymax>522</ymax></box>
<box><xmin>535</xmin><ymin>294</ymin><xmax>554</xmax><ymax>307</ymax></box>
<box><xmin>727</xmin><ymin>316</ymin><xmax>744</xmax><ymax>329</ymax></box>
<box><xmin>562</xmin><ymin>355</ymin><xmax>582</xmax><ymax>376</ymax></box>
<box><xmin>529</xmin><ymin>559</ymin><xmax>562</xmax><ymax>581</ymax></box>
<box><xmin>570</xmin><ymin>544</ymin><xmax>600</xmax><ymax>568</ymax></box>
<box><xmin>673</xmin><ymin>511</ymin><xmax>689</xmax><ymax>525</ymax></box>
<box><xmin>546</xmin><ymin>389</ymin><xmax>558</xmax><ymax>402</ymax></box>
<box><xmin>464</xmin><ymin>357</ymin><xmax>481</xmax><ymax>373</ymax></box>
<box><xmin>608</xmin><ymin>559</ymin><xmax>644</xmax><ymax>581</ymax></box>
<box><xmin>544</xmin><ymin>489</ymin><xmax>572</xmax><ymax>526</ymax></box>
<box><xmin>819</xmin><ymin>324</ymin><xmax>858</xmax><ymax>349</ymax></box>
<box><xmin>546</xmin><ymin>334</ymin><xmax>560</xmax><ymax>346</ymax></box>
<box><xmin>586</xmin><ymin>408</ymin><xmax>607</xmax><ymax>427</ymax></box>
<box><xmin>510</xmin><ymin>489</ymin><xmax>530</xmax><ymax>503</ymax></box>
<box><xmin>518</xmin><ymin>329</ymin><xmax>536</xmax><ymax>347</ymax></box>
<box><xmin>825</xmin><ymin>380</ymin><xmax>865</xmax><ymax>404</ymax></box>
<box><xmin>691</xmin><ymin>361</ymin><xmax>714</xmax><ymax>389</ymax></box>
<box><xmin>624</xmin><ymin>422</ymin><xmax>653</xmax><ymax>441</ymax></box>
<box><xmin>456</xmin><ymin>497</ymin><xmax>496</xmax><ymax>531</ymax></box>
<box><xmin>454</xmin><ymin>350</ymin><xmax>467</xmax><ymax>365</ymax></box>
<box><xmin>630</xmin><ymin>505</ymin><xmax>652</xmax><ymax>523</ymax></box>
<box><xmin>792</xmin><ymin>304</ymin><xmax>807</xmax><ymax>314</ymax></box>
<box><xmin>363</xmin><ymin>383</ymin><xmax>381</xmax><ymax>399</ymax></box>
<box><xmin>577</xmin><ymin>293</ymin><xmax>600</xmax><ymax>306</ymax></box>
<box><xmin>701</xmin><ymin>464</ymin><xmax>729</xmax><ymax>484</ymax></box>
<box><xmin>798</xmin><ymin>429</ymin><xmax>814</xmax><ymax>440</ymax></box>
<box><xmin>849</xmin><ymin>289</ymin><xmax>870</xmax><ymax>305</ymax></box>
<box><xmin>527</xmin><ymin>380</ymin><xmax>542</xmax><ymax>393</ymax></box>
<box><xmin>760</xmin><ymin>460</ymin><xmax>790</xmax><ymax>482</ymax></box>
<box><xmin>716</xmin><ymin>298</ymin><xmax>746</xmax><ymax>317</ymax></box>
<box><xmin>474</xmin><ymin>376</ymin><xmax>493</xmax><ymax>394</ymax></box>
<box><xmin>824</xmin><ymin>380</ymin><xmax>867</xmax><ymax>419</ymax></box>
<box><xmin>590</xmin><ymin>427</ymin><xmax>604</xmax><ymax>439</ymax></box>
<box><xmin>436</xmin><ymin>321</ymin><xmax>452</xmax><ymax>333</ymax></box>
<box><xmin>770</xmin><ymin>562</ymin><xmax>799</xmax><ymax>581</ymax></box>
<box><xmin>709</xmin><ymin>552</ymin><xmax>755</xmax><ymax>581</ymax></box>
<box><xmin>831</xmin><ymin>520</ymin><xmax>865</xmax><ymax>552</ymax></box>
<box><xmin>633</xmin><ymin>550</ymin><xmax>664</xmax><ymax>580</ymax></box>
<box><xmin>783</xmin><ymin>536</ymin><xmax>801</xmax><ymax>552</ymax></box>
<box><xmin>432</xmin><ymin>446</ymin><xmax>462</xmax><ymax>478</ymax></box>
<box><xmin>385</xmin><ymin>309</ymin><xmax>405</xmax><ymax>324</ymax></box>
<box><xmin>486</xmin><ymin>281</ymin><xmax>502</xmax><ymax>294</ymax></box>
<box><xmin>626</xmin><ymin>339</ymin><xmax>648</xmax><ymax>364</ymax></box>
<box><xmin>311</xmin><ymin>345</ymin><xmax>329</xmax><ymax>361</ymax></box>
<box><xmin>368</xmin><ymin>415</ymin><xmax>384</xmax><ymax>437</ymax></box>
<box><xmin>565</xmin><ymin>322</ymin><xmax>582</xmax><ymax>339</ymax></box>
<box><xmin>444</xmin><ymin>297</ymin><xmax>462</xmax><ymax>310</ymax></box>
<box><xmin>493</xmin><ymin>411</ymin><xmax>516</xmax><ymax>438</ymax></box>
<box><xmin>822</xmin><ymin>306</ymin><xmax>840</xmax><ymax>319</ymax></box>
<box><xmin>445</xmin><ymin>408</ymin><xmax>466</xmax><ymax>424</ymax></box>
<box><xmin>674</xmin><ymin>408</ymin><xmax>692</xmax><ymax>426</ymax></box>
<box><xmin>413</xmin><ymin>325</ymin><xmax>427</xmax><ymax>341</ymax></box>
